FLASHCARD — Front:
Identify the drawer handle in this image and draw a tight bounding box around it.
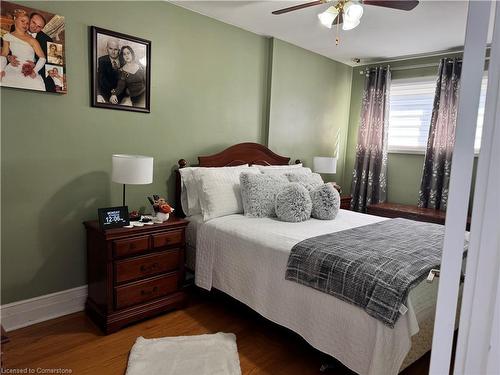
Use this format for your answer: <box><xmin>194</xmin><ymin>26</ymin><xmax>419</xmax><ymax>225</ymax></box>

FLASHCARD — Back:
<box><xmin>140</xmin><ymin>263</ymin><xmax>159</xmax><ymax>273</ymax></box>
<box><xmin>141</xmin><ymin>286</ymin><xmax>158</xmax><ymax>297</ymax></box>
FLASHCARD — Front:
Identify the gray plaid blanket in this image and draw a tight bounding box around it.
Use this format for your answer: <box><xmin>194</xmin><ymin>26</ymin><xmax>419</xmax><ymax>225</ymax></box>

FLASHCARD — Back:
<box><xmin>285</xmin><ymin>218</ymin><xmax>468</xmax><ymax>328</ymax></box>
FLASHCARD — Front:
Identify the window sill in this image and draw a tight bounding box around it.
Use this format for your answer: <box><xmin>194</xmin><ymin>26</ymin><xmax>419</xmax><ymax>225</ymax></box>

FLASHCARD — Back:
<box><xmin>388</xmin><ymin>148</ymin><xmax>425</xmax><ymax>155</ymax></box>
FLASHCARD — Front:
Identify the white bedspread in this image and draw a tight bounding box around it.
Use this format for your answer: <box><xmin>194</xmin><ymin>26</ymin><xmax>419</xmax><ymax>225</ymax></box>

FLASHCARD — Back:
<box><xmin>185</xmin><ymin>215</ymin><xmax>204</xmax><ymax>271</ymax></box>
<box><xmin>186</xmin><ymin>214</ymin><xmax>204</xmax><ymax>248</ymax></box>
<box><xmin>195</xmin><ymin>210</ymin><xmax>440</xmax><ymax>375</ymax></box>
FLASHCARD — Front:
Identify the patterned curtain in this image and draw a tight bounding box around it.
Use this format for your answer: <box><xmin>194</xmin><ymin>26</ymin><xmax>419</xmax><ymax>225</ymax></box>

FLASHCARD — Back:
<box><xmin>418</xmin><ymin>58</ymin><xmax>462</xmax><ymax>211</ymax></box>
<box><xmin>350</xmin><ymin>67</ymin><xmax>390</xmax><ymax>212</ymax></box>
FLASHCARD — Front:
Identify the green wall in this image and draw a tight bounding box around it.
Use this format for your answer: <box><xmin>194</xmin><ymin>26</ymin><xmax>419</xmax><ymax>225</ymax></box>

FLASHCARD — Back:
<box><xmin>268</xmin><ymin>39</ymin><xmax>352</xmax><ymax>185</ymax></box>
<box><xmin>1</xmin><ymin>2</ymin><xmax>353</xmax><ymax>303</ymax></box>
<box><xmin>343</xmin><ymin>53</ymin><xmax>470</xmax><ymax>205</ymax></box>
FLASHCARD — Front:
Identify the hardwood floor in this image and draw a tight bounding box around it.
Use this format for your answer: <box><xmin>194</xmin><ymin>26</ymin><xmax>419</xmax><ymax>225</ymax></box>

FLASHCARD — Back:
<box><xmin>2</xmin><ymin>289</ymin><xmax>430</xmax><ymax>374</ymax></box>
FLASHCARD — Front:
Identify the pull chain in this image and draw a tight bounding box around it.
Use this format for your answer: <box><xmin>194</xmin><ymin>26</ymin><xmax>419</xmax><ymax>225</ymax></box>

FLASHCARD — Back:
<box><xmin>335</xmin><ymin>11</ymin><xmax>341</xmax><ymax>46</ymax></box>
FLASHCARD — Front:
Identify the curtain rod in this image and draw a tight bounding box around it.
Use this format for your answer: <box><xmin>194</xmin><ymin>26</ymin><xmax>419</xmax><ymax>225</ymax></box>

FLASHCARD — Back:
<box><xmin>359</xmin><ymin>56</ymin><xmax>490</xmax><ymax>73</ymax></box>
<box><xmin>356</xmin><ymin>46</ymin><xmax>490</xmax><ymax>67</ymax></box>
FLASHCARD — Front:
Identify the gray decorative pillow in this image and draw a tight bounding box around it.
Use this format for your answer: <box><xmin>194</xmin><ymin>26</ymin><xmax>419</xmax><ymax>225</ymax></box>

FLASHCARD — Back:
<box><xmin>240</xmin><ymin>173</ymin><xmax>289</xmax><ymax>217</ymax></box>
<box><xmin>310</xmin><ymin>183</ymin><xmax>340</xmax><ymax>220</ymax></box>
<box><xmin>260</xmin><ymin>166</ymin><xmax>312</xmax><ymax>176</ymax></box>
<box><xmin>286</xmin><ymin>172</ymin><xmax>324</xmax><ymax>191</ymax></box>
<box><xmin>275</xmin><ymin>183</ymin><xmax>312</xmax><ymax>223</ymax></box>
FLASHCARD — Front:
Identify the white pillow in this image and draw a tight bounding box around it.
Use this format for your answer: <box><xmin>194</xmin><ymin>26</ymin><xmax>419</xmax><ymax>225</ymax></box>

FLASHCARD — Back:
<box><xmin>194</xmin><ymin>166</ymin><xmax>259</xmax><ymax>221</ymax></box>
<box><xmin>178</xmin><ymin>167</ymin><xmax>201</xmax><ymax>216</ymax></box>
<box><xmin>179</xmin><ymin>165</ymin><xmax>252</xmax><ymax>216</ymax></box>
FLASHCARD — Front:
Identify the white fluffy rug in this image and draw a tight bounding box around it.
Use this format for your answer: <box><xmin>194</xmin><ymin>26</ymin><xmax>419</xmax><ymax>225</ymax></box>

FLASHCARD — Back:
<box><xmin>125</xmin><ymin>332</ymin><xmax>241</xmax><ymax>375</ymax></box>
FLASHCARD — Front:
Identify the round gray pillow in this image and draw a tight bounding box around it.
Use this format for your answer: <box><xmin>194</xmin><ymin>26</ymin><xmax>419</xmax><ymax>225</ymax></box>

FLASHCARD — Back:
<box><xmin>275</xmin><ymin>183</ymin><xmax>312</xmax><ymax>222</ymax></box>
<box><xmin>310</xmin><ymin>183</ymin><xmax>340</xmax><ymax>220</ymax></box>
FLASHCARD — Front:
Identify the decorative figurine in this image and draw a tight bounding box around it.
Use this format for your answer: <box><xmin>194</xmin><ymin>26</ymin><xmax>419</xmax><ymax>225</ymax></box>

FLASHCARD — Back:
<box><xmin>147</xmin><ymin>195</ymin><xmax>174</xmax><ymax>222</ymax></box>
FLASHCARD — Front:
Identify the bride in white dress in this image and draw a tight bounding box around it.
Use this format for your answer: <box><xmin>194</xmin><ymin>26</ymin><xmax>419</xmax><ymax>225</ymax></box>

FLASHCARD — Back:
<box><xmin>0</xmin><ymin>11</ymin><xmax>46</xmax><ymax>91</ymax></box>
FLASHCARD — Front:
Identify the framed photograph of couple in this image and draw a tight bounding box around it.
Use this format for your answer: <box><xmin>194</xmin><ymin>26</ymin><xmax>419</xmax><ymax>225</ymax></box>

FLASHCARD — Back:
<box><xmin>91</xmin><ymin>26</ymin><xmax>151</xmax><ymax>113</ymax></box>
<box><xmin>0</xmin><ymin>2</ymin><xmax>67</xmax><ymax>94</ymax></box>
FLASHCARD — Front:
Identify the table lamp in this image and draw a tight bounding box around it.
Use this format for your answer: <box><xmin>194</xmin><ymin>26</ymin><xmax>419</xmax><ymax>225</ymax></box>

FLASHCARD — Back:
<box><xmin>313</xmin><ymin>156</ymin><xmax>337</xmax><ymax>175</ymax></box>
<box><xmin>313</xmin><ymin>156</ymin><xmax>341</xmax><ymax>192</ymax></box>
<box><xmin>112</xmin><ymin>154</ymin><xmax>154</xmax><ymax>207</ymax></box>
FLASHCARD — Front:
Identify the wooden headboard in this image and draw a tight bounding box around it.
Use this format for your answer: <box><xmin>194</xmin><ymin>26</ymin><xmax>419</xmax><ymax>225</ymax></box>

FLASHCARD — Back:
<box><xmin>175</xmin><ymin>142</ymin><xmax>299</xmax><ymax>217</ymax></box>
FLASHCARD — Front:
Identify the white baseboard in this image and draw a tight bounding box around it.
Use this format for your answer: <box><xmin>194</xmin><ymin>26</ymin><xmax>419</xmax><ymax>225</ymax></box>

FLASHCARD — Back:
<box><xmin>0</xmin><ymin>285</ymin><xmax>88</xmax><ymax>332</ymax></box>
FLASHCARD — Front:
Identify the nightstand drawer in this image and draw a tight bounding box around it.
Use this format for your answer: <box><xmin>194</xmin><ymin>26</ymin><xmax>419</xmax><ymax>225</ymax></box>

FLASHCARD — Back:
<box><xmin>114</xmin><ymin>273</ymin><xmax>178</xmax><ymax>310</ymax></box>
<box><xmin>113</xmin><ymin>236</ymin><xmax>150</xmax><ymax>258</ymax></box>
<box><xmin>114</xmin><ymin>250</ymin><xmax>181</xmax><ymax>284</ymax></box>
<box><xmin>151</xmin><ymin>229</ymin><xmax>183</xmax><ymax>249</ymax></box>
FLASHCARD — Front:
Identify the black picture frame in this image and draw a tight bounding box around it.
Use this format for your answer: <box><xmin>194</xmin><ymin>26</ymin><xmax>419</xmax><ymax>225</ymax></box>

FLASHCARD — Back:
<box><xmin>98</xmin><ymin>206</ymin><xmax>130</xmax><ymax>230</ymax></box>
<box><xmin>91</xmin><ymin>26</ymin><xmax>151</xmax><ymax>113</ymax></box>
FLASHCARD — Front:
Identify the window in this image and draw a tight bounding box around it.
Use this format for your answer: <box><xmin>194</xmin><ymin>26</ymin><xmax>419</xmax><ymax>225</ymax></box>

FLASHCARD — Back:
<box><xmin>388</xmin><ymin>75</ymin><xmax>487</xmax><ymax>153</ymax></box>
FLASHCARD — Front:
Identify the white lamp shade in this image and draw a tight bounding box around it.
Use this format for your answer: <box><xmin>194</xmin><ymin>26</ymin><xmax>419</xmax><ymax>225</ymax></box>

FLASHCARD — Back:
<box><xmin>318</xmin><ymin>6</ymin><xmax>339</xmax><ymax>29</ymax></box>
<box><xmin>344</xmin><ymin>1</ymin><xmax>364</xmax><ymax>21</ymax></box>
<box><xmin>112</xmin><ymin>154</ymin><xmax>153</xmax><ymax>185</ymax></box>
<box><xmin>342</xmin><ymin>18</ymin><xmax>360</xmax><ymax>30</ymax></box>
<box><xmin>313</xmin><ymin>157</ymin><xmax>337</xmax><ymax>174</ymax></box>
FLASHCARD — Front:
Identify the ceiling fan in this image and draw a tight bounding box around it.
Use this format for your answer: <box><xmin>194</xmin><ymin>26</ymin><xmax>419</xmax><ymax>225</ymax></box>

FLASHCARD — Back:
<box><xmin>272</xmin><ymin>0</ymin><xmax>419</xmax><ymax>43</ymax></box>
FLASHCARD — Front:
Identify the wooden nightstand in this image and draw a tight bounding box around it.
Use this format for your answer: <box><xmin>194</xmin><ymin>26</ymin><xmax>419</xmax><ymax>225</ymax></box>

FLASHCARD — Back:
<box><xmin>84</xmin><ymin>215</ymin><xmax>189</xmax><ymax>333</ymax></box>
<box><xmin>340</xmin><ymin>195</ymin><xmax>352</xmax><ymax>210</ymax></box>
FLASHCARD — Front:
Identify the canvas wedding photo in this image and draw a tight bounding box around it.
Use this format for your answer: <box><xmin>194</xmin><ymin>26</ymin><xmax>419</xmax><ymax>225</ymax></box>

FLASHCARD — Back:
<box><xmin>0</xmin><ymin>1</ymin><xmax>67</xmax><ymax>94</ymax></box>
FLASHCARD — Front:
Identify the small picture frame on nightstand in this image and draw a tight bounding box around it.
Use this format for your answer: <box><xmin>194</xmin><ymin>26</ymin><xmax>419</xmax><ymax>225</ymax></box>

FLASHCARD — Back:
<box><xmin>98</xmin><ymin>206</ymin><xmax>130</xmax><ymax>230</ymax></box>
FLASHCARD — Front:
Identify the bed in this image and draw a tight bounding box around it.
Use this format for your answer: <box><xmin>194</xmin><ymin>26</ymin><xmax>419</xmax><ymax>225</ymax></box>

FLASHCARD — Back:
<box><xmin>175</xmin><ymin>143</ymin><xmax>441</xmax><ymax>375</ymax></box>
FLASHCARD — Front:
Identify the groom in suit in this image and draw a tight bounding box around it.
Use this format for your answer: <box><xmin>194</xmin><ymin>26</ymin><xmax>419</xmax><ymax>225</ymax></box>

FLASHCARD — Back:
<box><xmin>6</xmin><ymin>12</ymin><xmax>56</xmax><ymax>92</ymax></box>
<box><xmin>27</xmin><ymin>13</ymin><xmax>56</xmax><ymax>92</ymax></box>
<box><xmin>96</xmin><ymin>39</ymin><xmax>123</xmax><ymax>103</ymax></box>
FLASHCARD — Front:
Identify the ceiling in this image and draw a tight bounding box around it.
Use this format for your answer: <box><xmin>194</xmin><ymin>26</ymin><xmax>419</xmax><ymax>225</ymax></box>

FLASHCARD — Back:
<box><xmin>170</xmin><ymin>1</ymin><xmax>479</xmax><ymax>66</ymax></box>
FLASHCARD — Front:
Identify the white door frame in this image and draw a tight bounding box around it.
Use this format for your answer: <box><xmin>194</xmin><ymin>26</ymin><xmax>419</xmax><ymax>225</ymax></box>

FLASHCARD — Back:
<box><xmin>453</xmin><ymin>1</ymin><xmax>500</xmax><ymax>372</ymax></box>
<box><xmin>429</xmin><ymin>1</ymin><xmax>493</xmax><ymax>374</ymax></box>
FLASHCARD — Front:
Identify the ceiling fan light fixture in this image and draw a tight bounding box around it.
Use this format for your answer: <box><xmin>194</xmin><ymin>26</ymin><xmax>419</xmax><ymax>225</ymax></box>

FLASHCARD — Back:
<box><xmin>344</xmin><ymin>1</ymin><xmax>364</xmax><ymax>21</ymax></box>
<box><xmin>342</xmin><ymin>17</ymin><xmax>360</xmax><ymax>30</ymax></box>
<box><xmin>317</xmin><ymin>6</ymin><xmax>339</xmax><ymax>29</ymax></box>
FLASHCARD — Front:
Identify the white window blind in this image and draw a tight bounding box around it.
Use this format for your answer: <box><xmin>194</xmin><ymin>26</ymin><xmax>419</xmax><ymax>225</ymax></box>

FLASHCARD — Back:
<box><xmin>475</xmin><ymin>76</ymin><xmax>488</xmax><ymax>151</ymax></box>
<box><xmin>388</xmin><ymin>75</ymin><xmax>487</xmax><ymax>153</ymax></box>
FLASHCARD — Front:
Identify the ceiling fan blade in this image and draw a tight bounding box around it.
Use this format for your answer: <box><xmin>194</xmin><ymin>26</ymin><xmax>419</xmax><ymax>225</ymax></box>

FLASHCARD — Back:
<box><xmin>272</xmin><ymin>0</ymin><xmax>326</xmax><ymax>15</ymax></box>
<box><xmin>363</xmin><ymin>0</ymin><xmax>419</xmax><ymax>11</ymax></box>
<box><xmin>334</xmin><ymin>12</ymin><xmax>343</xmax><ymax>25</ymax></box>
